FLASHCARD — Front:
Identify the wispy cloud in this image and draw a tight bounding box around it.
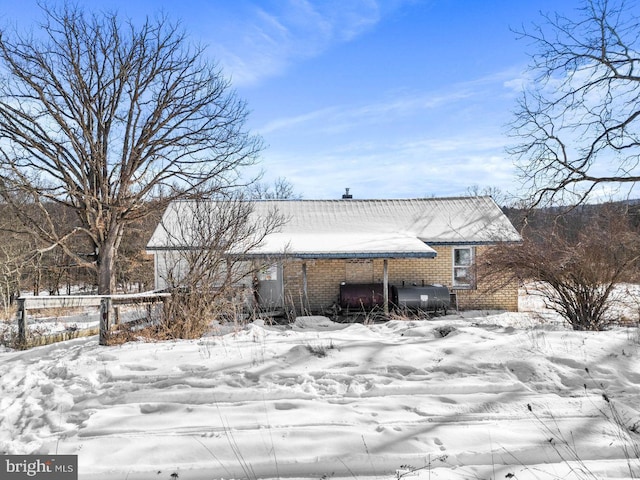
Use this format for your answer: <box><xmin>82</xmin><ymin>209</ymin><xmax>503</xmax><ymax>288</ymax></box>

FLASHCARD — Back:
<box><xmin>253</xmin><ymin>66</ymin><xmax>528</xmax><ymax>199</ymax></box>
<box><xmin>259</xmin><ymin>89</ymin><xmax>476</xmax><ymax>135</ymax></box>
<box><xmin>258</xmin><ymin>106</ymin><xmax>342</xmax><ymax>134</ymax></box>
<box><xmin>259</xmin><ymin>68</ymin><xmax>522</xmax><ymax>136</ymax></box>
<box><xmin>256</xmin><ymin>127</ymin><xmax>519</xmax><ymax>200</ymax></box>
<box><xmin>208</xmin><ymin>1</ymin><xmax>399</xmax><ymax>86</ymax></box>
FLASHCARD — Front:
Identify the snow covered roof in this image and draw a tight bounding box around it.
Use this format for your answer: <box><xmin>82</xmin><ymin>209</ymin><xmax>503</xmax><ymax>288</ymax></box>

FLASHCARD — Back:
<box><xmin>146</xmin><ymin>196</ymin><xmax>521</xmax><ymax>259</ymax></box>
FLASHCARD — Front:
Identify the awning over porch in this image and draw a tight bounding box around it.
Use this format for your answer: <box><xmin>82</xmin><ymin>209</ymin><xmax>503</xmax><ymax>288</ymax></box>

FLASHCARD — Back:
<box><xmin>243</xmin><ymin>232</ymin><xmax>437</xmax><ymax>259</ymax></box>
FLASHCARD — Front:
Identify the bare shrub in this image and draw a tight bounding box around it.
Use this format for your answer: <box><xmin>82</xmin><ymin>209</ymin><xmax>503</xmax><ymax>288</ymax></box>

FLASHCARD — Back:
<box><xmin>154</xmin><ymin>195</ymin><xmax>285</xmax><ymax>339</ymax></box>
<box><xmin>479</xmin><ymin>205</ymin><xmax>640</xmax><ymax>330</ymax></box>
<box><xmin>305</xmin><ymin>340</ymin><xmax>335</xmax><ymax>357</ymax></box>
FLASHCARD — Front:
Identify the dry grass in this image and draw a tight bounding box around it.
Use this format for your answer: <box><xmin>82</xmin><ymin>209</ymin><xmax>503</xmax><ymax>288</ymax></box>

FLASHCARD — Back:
<box><xmin>104</xmin><ymin>291</ymin><xmax>252</xmax><ymax>344</ymax></box>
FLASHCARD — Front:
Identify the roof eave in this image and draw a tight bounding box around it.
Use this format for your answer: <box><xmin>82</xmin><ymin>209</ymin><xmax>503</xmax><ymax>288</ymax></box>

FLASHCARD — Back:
<box><xmin>243</xmin><ymin>251</ymin><xmax>438</xmax><ymax>260</ymax></box>
<box><xmin>426</xmin><ymin>239</ymin><xmax>522</xmax><ymax>246</ymax></box>
<box><xmin>145</xmin><ymin>247</ymin><xmax>437</xmax><ymax>259</ymax></box>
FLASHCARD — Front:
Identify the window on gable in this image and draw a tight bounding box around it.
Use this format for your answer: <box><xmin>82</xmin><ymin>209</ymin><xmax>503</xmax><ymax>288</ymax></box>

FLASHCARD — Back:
<box><xmin>453</xmin><ymin>247</ymin><xmax>474</xmax><ymax>288</ymax></box>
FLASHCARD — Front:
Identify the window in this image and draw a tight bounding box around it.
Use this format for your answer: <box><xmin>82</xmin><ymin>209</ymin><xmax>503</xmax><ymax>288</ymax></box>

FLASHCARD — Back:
<box><xmin>453</xmin><ymin>247</ymin><xmax>474</xmax><ymax>288</ymax></box>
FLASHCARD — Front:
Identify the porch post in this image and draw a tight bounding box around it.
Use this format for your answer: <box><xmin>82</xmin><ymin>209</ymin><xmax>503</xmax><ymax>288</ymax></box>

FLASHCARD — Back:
<box><xmin>383</xmin><ymin>259</ymin><xmax>389</xmax><ymax>315</ymax></box>
<box><xmin>302</xmin><ymin>262</ymin><xmax>308</xmax><ymax>314</ymax></box>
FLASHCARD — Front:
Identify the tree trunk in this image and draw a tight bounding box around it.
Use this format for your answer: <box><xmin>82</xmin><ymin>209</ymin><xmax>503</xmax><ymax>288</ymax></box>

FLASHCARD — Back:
<box><xmin>97</xmin><ymin>226</ymin><xmax>124</xmax><ymax>295</ymax></box>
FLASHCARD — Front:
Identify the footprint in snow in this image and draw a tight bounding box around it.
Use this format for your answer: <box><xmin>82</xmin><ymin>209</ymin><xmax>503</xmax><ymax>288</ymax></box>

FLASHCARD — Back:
<box><xmin>121</xmin><ymin>364</ymin><xmax>157</xmax><ymax>371</ymax></box>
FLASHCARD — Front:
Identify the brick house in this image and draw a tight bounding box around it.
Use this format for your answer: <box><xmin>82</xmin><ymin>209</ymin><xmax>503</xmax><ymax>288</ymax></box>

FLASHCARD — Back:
<box><xmin>146</xmin><ymin>196</ymin><xmax>521</xmax><ymax>316</ymax></box>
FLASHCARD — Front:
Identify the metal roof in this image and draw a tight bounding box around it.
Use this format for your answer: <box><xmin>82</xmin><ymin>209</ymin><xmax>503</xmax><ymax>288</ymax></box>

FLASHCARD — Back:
<box><xmin>146</xmin><ymin>196</ymin><xmax>521</xmax><ymax>259</ymax></box>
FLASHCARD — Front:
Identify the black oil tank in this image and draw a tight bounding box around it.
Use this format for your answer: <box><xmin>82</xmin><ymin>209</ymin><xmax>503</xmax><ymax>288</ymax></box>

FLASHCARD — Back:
<box><xmin>392</xmin><ymin>285</ymin><xmax>450</xmax><ymax>312</ymax></box>
<box><xmin>339</xmin><ymin>283</ymin><xmax>390</xmax><ymax>310</ymax></box>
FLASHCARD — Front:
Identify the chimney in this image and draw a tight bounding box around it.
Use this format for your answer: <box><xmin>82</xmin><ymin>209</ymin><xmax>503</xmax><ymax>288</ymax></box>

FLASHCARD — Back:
<box><xmin>342</xmin><ymin>188</ymin><xmax>353</xmax><ymax>199</ymax></box>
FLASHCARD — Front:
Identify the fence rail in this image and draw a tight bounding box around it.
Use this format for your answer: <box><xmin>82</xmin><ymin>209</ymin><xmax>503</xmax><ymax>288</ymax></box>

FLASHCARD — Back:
<box><xmin>16</xmin><ymin>293</ymin><xmax>171</xmax><ymax>347</ymax></box>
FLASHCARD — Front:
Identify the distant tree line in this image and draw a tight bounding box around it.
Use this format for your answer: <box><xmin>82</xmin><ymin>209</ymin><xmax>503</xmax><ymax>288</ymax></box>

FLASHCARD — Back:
<box><xmin>0</xmin><ymin>175</ymin><xmax>298</xmax><ymax>317</ymax></box>
<box><xmin>0</xmin><ymin>201</ymin><xmax>158</xmax><ymax>307</ymax></box>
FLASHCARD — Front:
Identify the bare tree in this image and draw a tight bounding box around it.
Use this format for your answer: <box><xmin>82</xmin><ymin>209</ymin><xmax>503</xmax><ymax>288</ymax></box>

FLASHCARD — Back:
<box><xmin>248</xmin><ymin>177</ymin><xmax>301</xmax><ymax>200</ymax></box>
<box><xmin>116</xmin><ymin>212</ymin><xmax>159</xmax><ymax>294</ymax></box>
<box><xmin>465</xmin><ymin>184</ymin><xmax>512</xmax><ymax>208</ymax></box>
<box><xmin>512</xmin><ymin>0</ymin><xmax>640</xmax><ymax>207</ymax></box>
<box><xmin>0</xmin><ymin>208</ymin><xmax>35</xmax><ymax>316</ymax></box>
<box><xmin>479</xmin><ymin>205</ymin><xmax>640</xmax><ymax>330</ymax></box>
<box><xmin>154</xmin><ymin>196</ymin><xmax>285</xmax><ymax>338</ymax></box>
<box><xmin>0</xmin><ymin>4</ymin><xmax>262</xmax><ymax>294</ymax></box>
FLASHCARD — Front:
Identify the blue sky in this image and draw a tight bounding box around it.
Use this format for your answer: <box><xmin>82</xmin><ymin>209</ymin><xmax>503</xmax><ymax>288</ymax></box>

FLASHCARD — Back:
<box><xmin>1</xmin><ymin>0</ymin><xmax>587</xmax><ymax>200</ymax></box>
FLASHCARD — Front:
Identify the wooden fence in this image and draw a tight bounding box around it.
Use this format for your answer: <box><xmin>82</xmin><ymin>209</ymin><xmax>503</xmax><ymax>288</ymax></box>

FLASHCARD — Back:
<box><xmin>16</xmin><ymin>293</ymin><xmax>171</xmax><ymax>347</ymax></box>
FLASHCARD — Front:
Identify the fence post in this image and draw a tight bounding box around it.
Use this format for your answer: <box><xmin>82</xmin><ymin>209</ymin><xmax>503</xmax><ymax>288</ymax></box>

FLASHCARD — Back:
<box><xmin>99</xmin><ymin>297</ymin><xmax>112</xmax><ymax>346</ymax></box>
<box><xmin>16</xmin><ymin>298</ymin><xmax>27</xmax><ymax>347</ymax></box>
<box><xmin>161</xmin><ymin>294</ymin><xmax>170</xmax><ymax>325</ymax></box>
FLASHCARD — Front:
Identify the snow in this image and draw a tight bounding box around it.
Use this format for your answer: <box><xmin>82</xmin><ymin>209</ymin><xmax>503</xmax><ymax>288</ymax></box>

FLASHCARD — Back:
<box><xmin>148</xmin><ymin>198</ymin><xmax>521</xmax><ymax>257</ymax></box>
<box><xmin>1</xmin><ymin>291</ymin><xmax>640</xmax><ymax>479</ymax></box>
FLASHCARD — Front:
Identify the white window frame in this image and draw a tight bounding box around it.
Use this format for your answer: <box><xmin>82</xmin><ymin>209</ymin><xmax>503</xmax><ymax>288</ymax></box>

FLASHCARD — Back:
<box><xmin>452</xmin><ymin>246</ymin><xmax>475</xmax><ymax>289</ymax></box>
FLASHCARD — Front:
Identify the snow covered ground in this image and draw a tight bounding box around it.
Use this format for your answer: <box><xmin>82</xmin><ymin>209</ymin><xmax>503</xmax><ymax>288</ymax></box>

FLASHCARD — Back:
<box><xmin>1</xmin><ymin>291</ymin><xmax>640</xmax><ymax>480</ymax></box>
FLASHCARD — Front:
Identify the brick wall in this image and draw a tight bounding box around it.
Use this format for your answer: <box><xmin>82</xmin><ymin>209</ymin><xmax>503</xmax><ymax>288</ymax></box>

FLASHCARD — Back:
<box><xmin>281</xmin><ymin>245</ymin><xmax>518</xmax><ymax>314</ymax></box>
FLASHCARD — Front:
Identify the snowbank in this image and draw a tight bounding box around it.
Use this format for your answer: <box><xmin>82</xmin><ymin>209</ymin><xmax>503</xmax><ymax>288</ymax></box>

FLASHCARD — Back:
<box><xmin>1</xmin><ymin>296</ymin><xmax>639</xmax><ymax>479</ymax></box>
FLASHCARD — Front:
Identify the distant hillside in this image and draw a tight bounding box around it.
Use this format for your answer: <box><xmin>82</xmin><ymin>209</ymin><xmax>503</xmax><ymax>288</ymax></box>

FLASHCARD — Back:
<box><xmin>502</xmin><ymin>199</ymin><xmax>640</xmax><ymax>240</ymax></box>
